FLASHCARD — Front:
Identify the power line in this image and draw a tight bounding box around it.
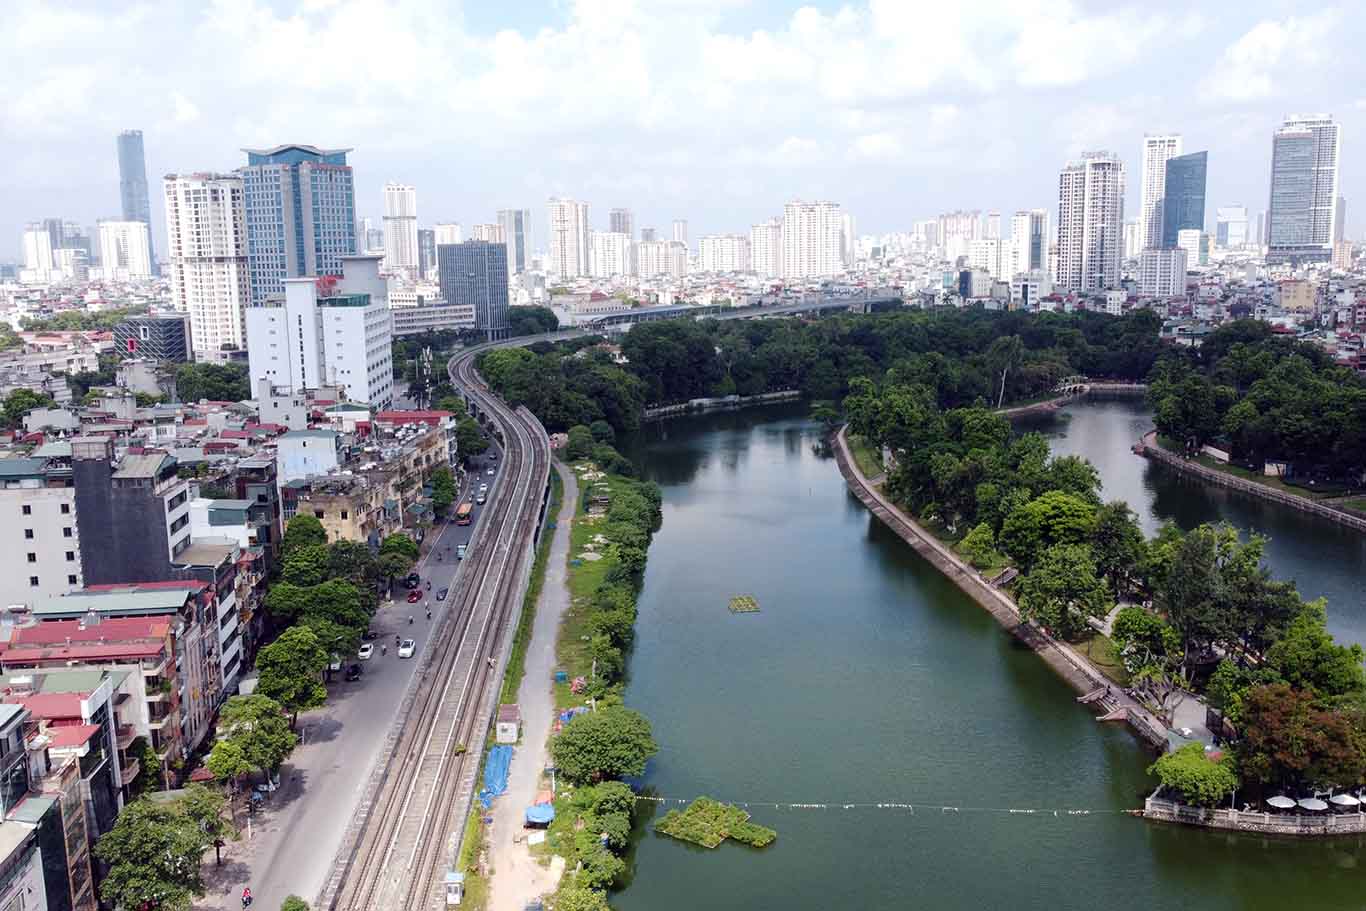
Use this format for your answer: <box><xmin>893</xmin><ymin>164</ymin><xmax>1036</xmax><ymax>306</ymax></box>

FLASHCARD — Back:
<box><xmin>631</xmin><ymin>795</ymin><xmax>1134</xmax><ymax>817</ymax></box>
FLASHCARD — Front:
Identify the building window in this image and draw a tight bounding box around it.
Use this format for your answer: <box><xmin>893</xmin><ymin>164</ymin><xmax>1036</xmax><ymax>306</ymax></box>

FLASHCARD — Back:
<box><xmin>23</xmin><ymin>529</ymin><xmax>32</xmax><ymax>539</ymax></box>
<box><xmin>314</xmin><ymin>510</ymin><xmax>324</xmax><ymax>519</ymax></box>
<box><xmin>340</xmin><ymin>510</ymin><xmax>348</xmax><ymax>519</ymax></box>
<box><xmin>60</xmin><ymin>503</ymin><xmax>69</xmax><ymax>514</ymax></box>
<box><xmin>67</xmin><ymin>575</ymin><xmax>77</xmax><ymax>585</ymax></box>
<box><xmin>62</xmin><ymin>527</ymin><xmax>72</xmax><ymax>538</ymax></box>
<box><xmin>21</xmin><ymin>505</ymin><xmax>30</xmax><ymax>516</ymax></box>
<box><xmin>28</xmin><ymin>577</ymin><xmax>37</xmax><ymax>587</ymax></box>
<box><xmin>65</xmin><ymin>551</ymin><xmax>75</xmax><ymax>561</ymax></box>
<box><xmin>26</xmin><ymin>554</ymin><xmax>35</xmax><ymax>563</ymax></box>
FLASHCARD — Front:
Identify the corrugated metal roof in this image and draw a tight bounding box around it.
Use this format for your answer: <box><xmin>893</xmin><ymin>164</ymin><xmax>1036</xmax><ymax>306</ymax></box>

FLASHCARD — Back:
<box><xmin>36</xmin><ymin>589</ymin><xmax>193</xmax><ymax>618</ymax></box>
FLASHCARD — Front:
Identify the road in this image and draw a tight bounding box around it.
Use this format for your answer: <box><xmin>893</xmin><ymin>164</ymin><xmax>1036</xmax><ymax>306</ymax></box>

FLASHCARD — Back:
<box><xmin>196</xmin><ymin>449</ymin><xmax>503</xmax><ymax>911</ymax></box>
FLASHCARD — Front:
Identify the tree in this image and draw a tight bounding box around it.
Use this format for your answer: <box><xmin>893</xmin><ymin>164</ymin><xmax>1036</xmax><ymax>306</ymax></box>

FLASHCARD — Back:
<box><xmin>326</xmin><ymin>540</ymin><xmax>381</xmax><ymax>590</ymax></box>
<box><xmin>1090</xmin><ymin>501</ymin><xmax>1146</xmax><ymax>596</ymax></box>
<box><xmin>206</xmin><ymin>740</ymin><xmax>252</xmax><ymax>791</ymax></box>
<box><xmin>1238</xmin><ymin>683</ymin><xmax>1366</xmax><ymax>791</ymax></box>
<box><xmin>434</xmin><ymin>394</ymin><xmax>467</xmax><ymax>417</ymax></box>
<box><xmin>281</xmin><ymin>543</ymin><xmax>329</xmax><ymax>587</ymax></box>
<box><xmin>177</xmin><ymin>783</ymin><xmax>232</xmax><ymax>855</ymax></box>
<box><xmin>281</xmin><ymin>897</ymin><xmax>312</xmax><ymax>911</ymax></box>
<box><xmin>986</xmin><ymin>334</ymin><xmax>1024</xmax><ymax>408</ymax></box>
<box><xmin>1016</xmin><ymin>544</ymin><xmax>1110</xmax><ymax>640</ymax></box>
<box><xmin>455</xmin><ymin>417</ymin><xmax>488</xmax><ymax>460</ymax></box>
<box><xmin>1265</xmin><ymin>600</ymin><xmax>1366</xmax><ymax>700</ymax></box>
<box><xmin>553</xmin><ymin>884</ymin><xmax>611</xmax><ymax>911</ymax></box>
<box><xmin>810</xmin><ymin>401</ymin><xmax>841</xmax><ymax>432</ymax></box>
<box><xmin>301</xmin><ymin>614</ymin><xmax>363</xmax><ymax>658</ymax></box>
<box><xmin>430</xmin><ymin>467</ymin><xmax>457</xmax><ymax>515</ymax></box>
<box><xmin>1148</xmin><ymin>743</ymin><xmax>1238</xmax><ymax>807</ymax></box>
<box><xmin>96</xmin><ymin>800</ymin><xmax>211</xmax><ymax>911</ymax></box>
<box><xmin>3</xmin><ymin>388</ymin><xmax>53</xmax><ymax>427</ymax></box>
<box><xmin>565</xmin><ymin>424</ymin><xmax>595</xmax><ymax>461</ymax></box>
<box><xmin>256</xmin><ymin>628</ymin><xmax>329</xmax><ymax>724</ymax></box>
<box><xmin>174</xmin><ymin>362</ymin><xmax>251</xmax><ymax>403</ymax></box>
<box><xmin>588</xmin><ymin>420</ymin><xmax>616</xmax><ymax>444</ymax></box>
<box><xmin>550</xmin><ymin>706</ymin><xmax>658</xmax><ymax>784</ymax></box>
<box><xmin>282</xmin><ymin>514</ymin><xmax>328</xmax><ymax>552</ymax></box>
<box><xmin>380</xmin><ymin>533</ymin><xmax>419</xmax><ymax>562</ymax></box>
<box><xmin>214</xmin><ymin>695</ymin><xmax>299</xmax><ymax>774</ymax></box>
<box><xmin>1111</xmin><ymin>607</ymin><xmax>1182</xmax><ymax>713</ymax></box>
<box><xmin>998</xmin><ymin>490</ymin><xmax>1097</xmax><ymax>570</ymax></box>
<box><xmin>376</xmin><ymin>552</ymin><xmax>413</xmax><ymax>589</ymax></box>
<box><xmin>264</xmin><ymin>581</ymin><xmax>313</xmax><ymax>623</ymax></box>
<box><xmin>958</xmin><ymin>523</ymin><xmax>1002</xmax><ymax>570</ymax></box>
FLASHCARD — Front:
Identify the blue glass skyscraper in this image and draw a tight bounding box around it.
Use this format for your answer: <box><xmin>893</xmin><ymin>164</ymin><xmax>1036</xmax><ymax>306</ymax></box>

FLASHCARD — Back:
<box><xmin>117</xmin><ymin>130</ymin><xmax>155</xmax><ymax>270</ymax></box>
<box><xmin>1160</xmin><ymin>151</ymin><xmax>1207</xmax><ymax>249</ymax></box>
<box><xmin>239</xmin><ymin>144</ymin><xmax>356</xmax><ymax>305</ymax></box>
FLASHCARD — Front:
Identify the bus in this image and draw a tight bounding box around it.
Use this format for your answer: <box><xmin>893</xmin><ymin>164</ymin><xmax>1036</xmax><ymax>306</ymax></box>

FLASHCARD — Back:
<box><xmin>455</xmin><ymin>502</ymin><xmax>474</xmax><ymax>525</ymax></box>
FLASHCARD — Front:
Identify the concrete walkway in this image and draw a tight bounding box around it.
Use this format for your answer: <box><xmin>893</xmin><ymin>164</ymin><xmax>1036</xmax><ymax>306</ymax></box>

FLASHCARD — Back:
<box><xmin>486</xmin><ymin>462</ymin><xmax>578</xmax><ymax>911</ymax></box>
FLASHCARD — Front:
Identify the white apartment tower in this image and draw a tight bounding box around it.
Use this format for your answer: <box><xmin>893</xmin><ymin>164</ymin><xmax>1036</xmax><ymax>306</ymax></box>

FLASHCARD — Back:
<box><xmin>840</xmin><ymin>213</ymin><xmax>857</xmax><ymax>267</ymax></box>
<box><xmin>672</xmin><ymin>219</ymin><xmax>688</xmax><ymax>246</ymax></box>
<box><xmin>434</xmin><ymin>223</ymin><xmax>463</xmax><ymax>246</ymax></box>
<box><xmin>547</xmin><ymin>198</ymin><xmax>591</xmax><ymax>278</ymax></box>
<box><xmin>245</xmin><ymin>255</ymin><xmax>394</xmax><ymax>409</ymax></box>
<box><xmin>1140</xmin><ymin>134</ymin><xmax>1182</xmax><ymax>250</ymax></box>
<box><xmin>381</xmin><ymin>183</ymin><xmax>419</xmax><ymax>275</ymax></box>
<box><xmin>1055</xmin><ymin>152</ymin><xmax>1126</xmax><ymax>293</ymax></box>
<box><xmin>1009</xmin><ymin>209</ymin><xmax>1049</xmax><ymax>276</ymax></box>
<box><xmin>96</xmin><ymin>220</ymin><xmax>153</xmax><ymax>280</ymax></box>
<box><xmin>164</xmin><ymin>173</ymin><xmax>251</xmax><ymax>360</ymax></box>
<box><xmin>781</xmin><ymin>200</ymin><xmax>843</xmax><ymax>279</ymax></box>
<box><xmin>471</xmin><ymin>223</ymin><xmax>506</xmax><ymax>243</ymax></box>
<box><xmin>750</xmin><ymin>219</ymin><xmax>783</xmax><ymax>279</ymax></box>
<box><xmin>699</xmin><ymin>235</ymin><xmax>752</xmax><ymax>273</ymax></box>
<box><xmin>591</xmin><ymin>232</ymin><xmax>631</xmax><ymax>278</ymax></box>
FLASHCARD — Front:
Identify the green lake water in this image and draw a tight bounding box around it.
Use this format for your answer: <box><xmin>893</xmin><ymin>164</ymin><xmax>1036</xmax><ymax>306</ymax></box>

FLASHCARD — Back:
<box><xmin>610</xmin><ymin>401</ymin><xmax>1366</xmax><ymax>911</ymax></box>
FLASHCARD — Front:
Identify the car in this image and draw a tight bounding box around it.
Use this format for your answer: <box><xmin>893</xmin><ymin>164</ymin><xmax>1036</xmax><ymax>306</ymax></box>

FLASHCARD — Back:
<box><xmin>344</xmin><ymin>664</ymin><xmax>363</xmax><ymax>682</ymax></box>
<box><xmin>457</xmin><ymin>544</ymin><xmax>467</xmax><ymax>559</ymax></box>
<box><xmin>358</xmin><ymin>643</ymin><xmax>374</xmax><ymax>660</ymax></box>
<box><xmin>407</xmin><ymin>589</ymin><xmax>422</xmax><ymax>603</ymax></box>
<box><xmin>486</xmin><ymin>468</ymin><xmax>495</xmax><ymax>476</ymax></box>
<box><xmin>475</xmin><ymin>494</ymin><xmax>486</xmax><ymax>505</ymax></box>
<box><xmin>397</xmin><ymin>639</ymin><xmax>416</xmax><ymax>659</ymax></box>
<box><xmin>436</xmin><ymin>587</ymin><xmax>448</xmax><ymax>601</ymax></box>
<box><xmin>361</xmin><ymin>629</ymin><xmax>379</xmax><ymax>641</ymax></box>
<box><xmin>329</xmin><ymin>654</ymin><xmax>342</xmax><ymax>672</ymax></box>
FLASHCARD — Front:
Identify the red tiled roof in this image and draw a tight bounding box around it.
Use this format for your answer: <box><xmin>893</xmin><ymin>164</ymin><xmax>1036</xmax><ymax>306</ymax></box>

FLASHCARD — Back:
<box><xmin>375</xmin><ymin>411</ymin><xmax>452</xmax><ymax>424</ymax></box>
<box><xmin>0</xmin><ymin>643</ymin><xmax>165</xmax><ymax>664</ymax></box>
<box><xmin>46</xmin><ymin>724</ymin><xmax>100</xmax><ymax>749</ymax></box>
<box><xmin>219</xmin><ymin>429</ymin><xmax>256</xmax><ymax>439</ymax></box>
<box><xmin>84</xmin><ymin>581</ymin><xmax>205</xmax><ymax>593</ymax></box>
<box><xmin>4</xmin><ymin>616</ymin><xmax>171</xmax><ymax>647</ymax></box>
<box><xmin>4</xmin><ymin>693</ymin><xmax>83</xmax><ymax>720</ymax></box>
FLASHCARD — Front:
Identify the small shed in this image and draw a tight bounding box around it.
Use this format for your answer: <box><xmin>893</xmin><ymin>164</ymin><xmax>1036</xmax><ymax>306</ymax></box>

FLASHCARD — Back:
<box><xmin>444</xmin><ymin>871</ymin><xmax>465</xmax><ymax>906</ymax></box>
<box><xmin>496</xmin><ymin>704</ymin><xmax>521</xmax><ymax>744</ymax></box>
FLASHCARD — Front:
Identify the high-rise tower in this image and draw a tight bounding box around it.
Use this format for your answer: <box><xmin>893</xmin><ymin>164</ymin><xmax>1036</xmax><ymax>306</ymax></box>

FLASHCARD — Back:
<box><xmin>1266</xmin><ymin>114</ymin><xmax>1340</xmax><ymax>264</ymax></box>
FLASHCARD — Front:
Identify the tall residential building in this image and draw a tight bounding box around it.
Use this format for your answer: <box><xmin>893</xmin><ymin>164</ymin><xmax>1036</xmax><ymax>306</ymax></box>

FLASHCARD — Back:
<box><xmin>1177</xmin><ymin>229</ymin><xmax>1209</xmax><ymax>266</ymax></box>
<box><xmin>984</xmin><ymin>212</ymin><xmax>1002</xmax><ymax>240</ymax></box>
<box><xmin>1139</xmin><ymin>248</ymin><xmax>1188</xmax><ymax>298</ymax></box>
<box><xmin>238</xmin><ymin>144</ymin><xmax>356</xmax><ymax>305</ymax></box>
<box><xmin>1055</xmin><ymin>152</ymin><xmax>1125</xmax><ymax>293</ymax></box>
<box><xmin>968</xmin><ymin>239</ymin><xmax>1004</xmax><ymax>280</ymax></box>
<box><xmin>21</xmin><ymin>224</ymin><xmax>54</xmax><ymax>276</ymax></box>
<box><xmin>840</xmin><ymin>213</ymin><xmax>857</xmax><ymax>267</ymax></box>
<box><xmin>434</xmin><ymin>223</ymin><xmax>462</xmax><ymax>246</ymax></box>
<box><xmin>750</xmin><ymin>219</ymin><xmax>783</xmax><ymax>279</ymax></box>
<box><xmin>781</xmin><ymin>200</ymin><xmax>843</xmax><ymax>279</ymax></box>
<box><xmin>245</xmin><ymin>255</ymin><xmax>395</xmax><ymax>409</ymax></box>
<box><xmin>609</xmin><ymin>208</ymin><xmax>634</xmax><ymax>239</ymax></box>
<box><xmin>95</xmin><ymin>220</ymin><xmax>152</xmax><ymax>280</ymax></box>
<box><xmin>1256</xmin><ymin>210</ymin><xmax>1268</xmax><ymax>247</ymax></box>
<box><xmin>591</xmin><ymin>232</ymin><xmax>631</xmax><ymax>278</ymax></box>
<box><xmin>937</xmin><ymin>210</ymin><xmax>981</xmax><ymax>261</ymax></box>
<box><xmin>117</xmin><ymin>130</ymin><xmax>155</xmax><ymax>271</ymax></box>
<box><xmin>640</xmin><ymin>227</ymin><xmax>657</xmax><ymax>243</ymax></box>
<box><xmin>1267</xmin><ymin>114</ymin><xmax>1340</xmax><ymax>264</ymax></box>
<box><xmin>672</xmin><ymin>219</ymin><xmax>688</xmax><ymax>246</ymax></box>
<box><xmin>1140</xmin><ymin>134</ymin><xmax>1183</xmax><ymax>249</ymax></box>
<box><xmin>1335</xmin><ymin>196</ymin><xmax>1347</xmax><ymax>243</ymax></box>
<box><xmin>496</xmin><ymin>209</ymin><xmax>533</xmax><ymax>275</ymax></box>
<box><xmin>1010</xmin><ymin>210</ymin><xmax>1049</xmax><ymax>276</ymax></box>
<box><xmin>1160</xmin><ymin>152</ymin><xmax>1207</xmax><ymax>249</ymax></box>
<box><xmin>381</xmin><ymin>183</ymin><xmax>418</xmax><ymax>275</ymax></box>
<box><xmin>547</xmin><ymin>198</ymin><xmax>590</xmax><ymax>278</ymax></box>
<box><xmin>164</xmin><ymin>173</ymin><xmax>250</xmax><ymax>360</ymax></box>
<box><xmin>437</xmin><ymin>241</ymin><xmax>510</xmax><ymax>339</ymax></box>
<box><xmin>417</xmin><ymin>228</ymin><xmax>436</xmax><ymax>278</ymax></box>
<box><xmin>1216</xmin><ymin>206</ymin><xmax>1249</xmax><ymax>249</ymax></box>
<box><xmin>699</xmin><ymin>234</ymin><xmax>751</xmax><ymax>273</ymax></box>
<box><xmin>471</xmin><ymin>223</ymin><xmax>506</xmax><ymax>243</ymax></box>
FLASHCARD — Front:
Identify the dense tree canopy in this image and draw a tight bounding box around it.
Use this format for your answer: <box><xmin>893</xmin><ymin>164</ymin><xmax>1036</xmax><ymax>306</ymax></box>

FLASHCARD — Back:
<box><xmin>551</xmin><ymin>706</ymin><xmax>658</xmax><ymax>784</ymax></box>
<box><xmin>176</xmin><ymin>362</ymin><xmax>251</xmax><ymax>403</ymax></box>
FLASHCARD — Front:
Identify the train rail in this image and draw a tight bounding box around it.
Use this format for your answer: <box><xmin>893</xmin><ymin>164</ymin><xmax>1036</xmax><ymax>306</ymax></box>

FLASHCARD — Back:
<box><xmin>323</xmin><ymin>340</ymin><xmax>550</xmax><ymax>910</ymax></box>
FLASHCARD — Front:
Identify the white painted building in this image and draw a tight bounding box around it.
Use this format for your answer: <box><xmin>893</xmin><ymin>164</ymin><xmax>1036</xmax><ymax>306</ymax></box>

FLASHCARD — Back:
<box><xmin>21</xmin><ymin>225</ymin><xmax>53</xmax><ymax>281</ymax></box>
<box><xmin>0</xmin><ymin>455</ymin><xmax>82</xmax><ymax>607</ymax></box>
<box><xmin>1139</xmin><ymin>247</ymin><xmax>1188</xmax><ymax>298</ymax></box>
<box><xmin>164</xmin><ymin>173</ymin><xmax>251</xmax><ymax>361</ymax></box>
<box><xmin>672</xmin><ymin>219</ymin><xmax>688</xmax><ymax>246</ymax></box>
<box><xmin>1177</xmin><ymin>229</ymin><xmax>1208</xmax><ymax>267</ymax></box>
<box><xmin>434</xmin><ymin>223</ymin><xmax>462</xmax><ymax>246</ymax></box>
<box><xmin>382</xmin><ymin>183</ymin><xmax>418</xmax><ymax>276</ymax></box>
<box><xmin>699</xmin><ymin>234</ymin><xmax>751</xmax><ymax>273</ymax></box>
<box><xmin>750</xmin><ymin>219</ymin><xmax>783</xmax><ymax>279</ymax></box>
<box><xmin>547</xmin><ymin>198</ymin><xmax>591</xmax><ymax>278</ymax></box>
<box><xmin>1122</xmin><ymin>220</ymin><xmax>1141</xmax><ymax>261</ymax></box>
<box><xmin>781</xmin><ymin>200</ymin><xmax>843</xmax><ymax>279</ymax></box>
<box><xmin>471</xmin><ymin>223</ymin><xmax>505</xmax><ymax>243</ymax></box>
<box><xmin>1055</xmin><ymin>152</ymin><xmax>1125</xmax><ymax>293</ymax></box>
<box><xmin>968</xmin><ymin>239</ymin><xmax>1005</xmax><ymax>280</ymax></box>
<box><xmin>245</xmin><ymin>255</ymin><xmax>395</xmax><ymax>410</ymax></box>
<box><xmin>591</xmin><ymin>232</ymin><xmax>631</xmax><ymax>278</ymax></box>
<box><xmin>95</xmin><ymin>220</ymin><xmax>152</xmax><ymax>280</ymax></box>
<box><xmin>1009</xmin><ymin>270</ymin><xmax>1053</xmax><ymax>310</ymax></box>
<box><xmin>1009</xmin><ymin>210</ymin><xmax>1049</xmax><ymax>277</ymax></box>
<box><xmin>1140</xmin><ymin>134</ymin><xmax>1183</xmax><ymax>250</ymax></box>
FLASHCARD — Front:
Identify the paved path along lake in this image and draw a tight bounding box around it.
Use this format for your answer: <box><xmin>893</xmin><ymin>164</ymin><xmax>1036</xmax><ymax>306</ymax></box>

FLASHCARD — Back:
<box><xmin>611</xmin><ymin>403</ymin><xmax>1366</xmax><ymax>911</ymax></box>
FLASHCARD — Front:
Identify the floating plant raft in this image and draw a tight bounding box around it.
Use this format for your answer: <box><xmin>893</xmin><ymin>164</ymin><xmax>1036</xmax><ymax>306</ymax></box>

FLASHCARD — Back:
<box><xmin>728</xmin><ymin>595</ymin><xmax>760</xmax><ymax>613</ymax></box>
<box><xmin>656</xmin><ymin>797</ymin><xmax>777</xmax><ymax>849</ymax></box>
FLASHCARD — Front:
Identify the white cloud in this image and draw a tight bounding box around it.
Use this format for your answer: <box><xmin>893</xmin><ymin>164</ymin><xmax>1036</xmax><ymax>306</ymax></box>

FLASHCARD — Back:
<box><xmin>171</xmin><ymin>93</ymin><xmax>200</xmax><ymax>124</ymax></box>
<box><xmin>1201</xmin><ymin>10</ymin><xmax>1338</xmax><ymax>102</ymax></box>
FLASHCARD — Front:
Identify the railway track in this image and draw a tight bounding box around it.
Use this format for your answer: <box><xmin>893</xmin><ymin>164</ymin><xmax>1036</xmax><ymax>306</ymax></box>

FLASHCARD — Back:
<box><xmin>324</xmin><ymin>340</ymin><xmax>550</xmax><ymax>910</ymax></box>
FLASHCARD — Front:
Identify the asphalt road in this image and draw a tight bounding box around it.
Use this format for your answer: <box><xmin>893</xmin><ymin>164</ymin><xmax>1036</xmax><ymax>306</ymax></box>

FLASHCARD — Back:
<box><xmin>197</xmin><ymin>448</ymin><xmax>504</xmax><ymax>910</ymax></box>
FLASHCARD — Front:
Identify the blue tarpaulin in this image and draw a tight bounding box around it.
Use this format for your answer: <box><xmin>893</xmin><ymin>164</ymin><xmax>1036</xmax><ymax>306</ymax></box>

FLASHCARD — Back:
<box><xmin>525</xmin><ymin>803</ymin><xmax>555</xmax><ymax>825</ymax></box>
<box><xmin>479</xmin><ymin>745</ymin><xmax>513</xmax><ymax>808</ymax></box>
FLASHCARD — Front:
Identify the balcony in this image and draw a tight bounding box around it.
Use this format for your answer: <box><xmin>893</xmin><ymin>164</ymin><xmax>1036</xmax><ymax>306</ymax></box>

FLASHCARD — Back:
<box><xmin>119</xmin><ymin>757</ymin><xmax>140</xmax><ymax>785</ymax></box>
<box><xmin>115</xmin><ymin>725</ymin><xmax>136</xmax><ymax>750</ymax></box>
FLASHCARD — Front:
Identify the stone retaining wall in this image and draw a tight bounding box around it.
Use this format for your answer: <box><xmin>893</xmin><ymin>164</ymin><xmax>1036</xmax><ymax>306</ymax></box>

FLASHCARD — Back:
<box><xmin>642</xmin><ymin>389</ymin><xmax>801</xmax><ymax>420</ymax></box>
<box><xmin>1144</xmin><ymin>795</ymin><xmax>1366</xmax><ymax>836</ymax></box>
<box><xmin>833</xmin><ymin>427</ymin><xmax>1169</xmax><ymax>750</ymax></box>
<box><xmin>1138</xmin><ymin>433</ymin><xmax>1366</xmax><ymax>533</ymax></box>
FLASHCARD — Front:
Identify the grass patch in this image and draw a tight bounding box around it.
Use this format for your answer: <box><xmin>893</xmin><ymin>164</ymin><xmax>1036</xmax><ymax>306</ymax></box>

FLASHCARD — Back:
<box><xmin>1154</xmin><ymin>437</ymin><xmax>1339</xmax><ymax>500</ymax></box>
<box><xmin>454</xmin><ymin>799</ymin><xmax>490</xmax><ymax>909</ymax></box>
<box><xmin>1076</xmin><ymin>633</ymin><xmax>1130</xmax><ymax>686</ymax></box>
<box><xmin>846</xmin><ymin>433</ymin><xmax>884</xmax><ymax>479</ymax></box>
<box><xmin>655</xmin><ymin>798</ymin><xmax>777</xmax><ymax>849</ymax></box>
<box><xmin>499</xmin><ymin>468</ymin><xmax>564</xmax><ymax>704</ymax></box>
<box><xmin>1338</xmin><ymin>497</ymin><xmax>1366</xmax><ymax>514</ymax></box>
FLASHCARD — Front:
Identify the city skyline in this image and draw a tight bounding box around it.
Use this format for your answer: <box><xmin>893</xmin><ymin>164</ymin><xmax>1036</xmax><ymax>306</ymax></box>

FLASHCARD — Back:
<box><xmin>4</xmin><ymin>2</ymin><xmax>1364</xmax><ymax>260</ymax></box>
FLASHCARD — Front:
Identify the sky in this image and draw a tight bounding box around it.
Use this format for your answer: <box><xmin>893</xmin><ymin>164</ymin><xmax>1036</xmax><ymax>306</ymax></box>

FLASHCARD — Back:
<box><xmin>3</xmin><ymin>0</ymin><xmax>1364</xmax><ymax>260</ymax></box>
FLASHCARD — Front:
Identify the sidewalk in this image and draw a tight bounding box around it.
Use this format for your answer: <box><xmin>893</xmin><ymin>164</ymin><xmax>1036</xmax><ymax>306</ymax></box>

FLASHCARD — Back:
<box><xmin>486</xmin><ymin>462</ymin><xmax>578</xmax><ymax>911</ymax></box>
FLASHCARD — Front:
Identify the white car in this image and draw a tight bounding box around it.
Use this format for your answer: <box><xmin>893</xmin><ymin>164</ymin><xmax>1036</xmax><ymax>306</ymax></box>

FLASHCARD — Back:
<box><xmin>397</xmin><ymin>639</ymin><xmax>416</xmax><ymax>659</ymax></box>
<box><xmin>486</xmin><ymin>468</ymin><xmax>495</xmax><ymax>476</ymax></box>
<box><xmin>358</xmin><ymin>643</ymin><xmax>374</xmax><ymax>661</ymax></box>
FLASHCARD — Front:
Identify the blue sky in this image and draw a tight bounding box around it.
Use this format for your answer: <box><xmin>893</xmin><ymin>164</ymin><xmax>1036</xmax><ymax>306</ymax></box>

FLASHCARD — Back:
<box><xmin>3</xmin><ymin>1</ymin><xmax>1363</xmax><ymax>259</ymax></box>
